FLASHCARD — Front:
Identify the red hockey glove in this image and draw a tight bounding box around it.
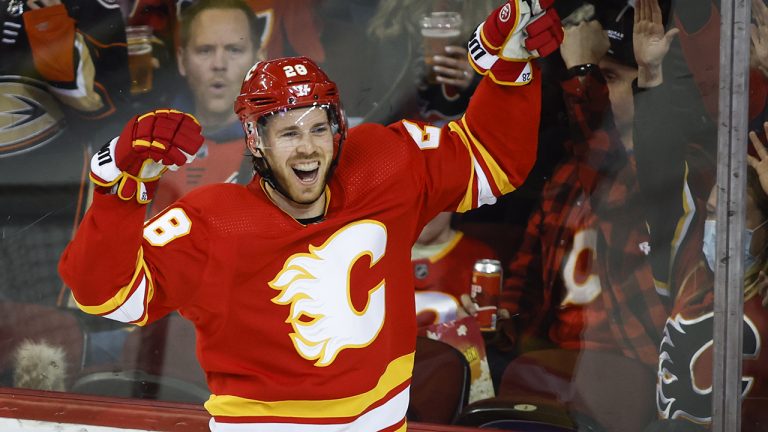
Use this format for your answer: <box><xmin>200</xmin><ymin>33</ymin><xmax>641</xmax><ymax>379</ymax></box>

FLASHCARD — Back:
<box><xmin>468</xmin><ymin>0</ymin><xmax>563</xmax><ymax>85</ymax></box>
<box><xmin>90</xmin><ymin>109</ymin><xmax>204</xmax><ymax>204</ymax></box>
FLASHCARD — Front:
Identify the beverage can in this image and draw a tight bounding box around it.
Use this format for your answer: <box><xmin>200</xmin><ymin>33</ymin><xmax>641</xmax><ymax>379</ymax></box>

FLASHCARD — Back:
<box><xmin>470</xmin><ymin>259</ymin><xmax>502</xmax><ymax>331</ymax></box>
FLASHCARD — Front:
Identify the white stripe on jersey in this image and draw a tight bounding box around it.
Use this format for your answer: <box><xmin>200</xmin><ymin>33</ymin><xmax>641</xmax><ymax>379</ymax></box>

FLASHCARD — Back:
<box><xmin>472</xmin><ymin>156</ymin><xmax>497</xmax><ymax>207</ymax></box>
<box><xmin>208</xmin><ymin>385</ymin><xmax>410</xmax><ymax>432</ymax></box>
<box><xmin>103</xmin><ymin>274</ymin><xmax>147</xmax><ymax>323</ymax></box>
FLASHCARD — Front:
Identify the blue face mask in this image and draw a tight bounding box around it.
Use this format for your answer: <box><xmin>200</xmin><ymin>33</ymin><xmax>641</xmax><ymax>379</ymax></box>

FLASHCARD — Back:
<box><xmin>702</xmin><ymin>219</ymin><xmax>768</xmax><ymax>272</ymax></box>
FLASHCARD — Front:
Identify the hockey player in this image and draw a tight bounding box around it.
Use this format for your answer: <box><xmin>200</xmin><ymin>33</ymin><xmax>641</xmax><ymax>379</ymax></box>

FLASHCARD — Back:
<box><xmin>58</xmin><ymin>1</ymin><xmax>563</xmax><ymax>430</ymax></box>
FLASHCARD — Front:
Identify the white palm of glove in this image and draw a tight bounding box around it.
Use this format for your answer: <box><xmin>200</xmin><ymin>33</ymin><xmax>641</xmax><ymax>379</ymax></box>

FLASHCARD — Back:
<box><xmin>90</xmin><ymin>137</ymin><xmax>195</xmax><ymax>199</ymax></box>
<box><xmin>91</xmin><ymin>137</ymin><xmax>166</xmax><ymax>185</ymax></box>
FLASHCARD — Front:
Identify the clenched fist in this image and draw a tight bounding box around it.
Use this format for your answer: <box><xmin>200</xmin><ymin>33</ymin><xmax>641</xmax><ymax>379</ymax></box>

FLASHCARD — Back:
<box><xmin>468</xmin><ymin>0</ymin><xmax>563</xmax><ymax>85</ymax></box>
<box><xmin>90</xmin><ymin>109</ymin><xmax>204</xmax><ymax>204</ymax></box>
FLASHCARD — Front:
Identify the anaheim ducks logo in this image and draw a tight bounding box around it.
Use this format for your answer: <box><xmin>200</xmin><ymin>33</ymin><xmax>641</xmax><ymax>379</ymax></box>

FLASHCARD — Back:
<box><xmin>657</xmin><ymin>312</ymin><xmax>759</xmax><ymax>423</ymax></box>
<box><xmin>270</xmin><ymin>220</ymin><xmax>387</xmax><ymax>367</ymax></box>
<box><xmin>0</xmin><ymin>77</ymin><xmax>65</xmax><ymax>158</ymax></box>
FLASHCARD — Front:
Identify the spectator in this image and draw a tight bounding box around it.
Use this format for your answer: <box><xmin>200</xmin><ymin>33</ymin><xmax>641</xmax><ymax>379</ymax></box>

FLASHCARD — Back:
<box><xmin>652</xmin><ymin>138</ymin><xmax>768</xmax><ymax>429</ymax></box>
<box><xmin>58</xmin><ymin>2</ymin><xmax>563</xmax><ymax>430</ymax></box>
<box><xmin>412</xmin><ymin>212</ymin><xmax>498</xmax><ymax>327</ymax></box>
<box><xmin>126</xmin><ymin>0</ymin><xmax>325</xmax><ymax>109</ymax></box>
<box><xmin>320</xmin><ymin>0</ymin><xmax>501</xmax><ymax>125</ymax></box>
<box><xmin>496</xmin><ymin>5</ymin><xmax>667</xmax><ymax>431</ymax></box>
<box><xmin>633</xmin><ymin>0</ymin><xmax>768</xmax><ymax>428</ymax></box>
<box><xmin>178</xmin><ymin>0</ymin><xmax>325</xmax><ymax>60</ymax></box>
<box><xmin>412</xmin><ymin>211</ymin><xmax>501</xmax><ymax>404</ymax></box>
<box><xmin>148</xmin><ymin>0</ymin><xmax>265</xmax><ymax>216</ymax></box>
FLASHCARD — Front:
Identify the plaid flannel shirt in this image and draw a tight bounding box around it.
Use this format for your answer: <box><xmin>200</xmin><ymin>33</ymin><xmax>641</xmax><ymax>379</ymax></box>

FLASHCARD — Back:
<box><xmin>500</xmin><ymin>71</ymin><xmax>668</xmax><ymax>367</ymax></box>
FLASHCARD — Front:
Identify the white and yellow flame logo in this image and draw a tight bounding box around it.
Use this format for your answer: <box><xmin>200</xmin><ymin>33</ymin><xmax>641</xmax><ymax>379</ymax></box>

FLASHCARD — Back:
<box><xmin>270</xmin><ymin>220</ymin><xmax>388</xmax><ymax>367</ymax></box>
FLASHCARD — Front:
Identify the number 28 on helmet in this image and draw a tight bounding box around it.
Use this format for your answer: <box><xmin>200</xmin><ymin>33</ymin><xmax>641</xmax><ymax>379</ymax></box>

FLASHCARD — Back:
<box><xmin>234</xmin><ymin>56</ymin><xmax>347</xmax><ymax>151</ymax></box>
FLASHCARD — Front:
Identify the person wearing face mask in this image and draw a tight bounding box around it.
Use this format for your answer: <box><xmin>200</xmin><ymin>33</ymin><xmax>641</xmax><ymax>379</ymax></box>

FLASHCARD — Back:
<box><xmin>702</xmin><ymin>210</ymin><xmax>768</xmax><ymax>276</ymax></box>
<box><xmin>648</xmin><ymin>129</ymin><xmax>768</xmax><ymax>429</ymax></box>
<box><xmin>632</xmin><ymin>0</ymin><xmax>768</xmax><ymax>427</ymax></box>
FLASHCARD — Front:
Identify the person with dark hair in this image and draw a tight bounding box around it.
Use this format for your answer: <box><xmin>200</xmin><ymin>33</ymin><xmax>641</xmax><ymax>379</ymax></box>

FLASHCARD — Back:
<box><xmin>58</xmin><ymin>1</ymin><xmax>564</xmax><ymax>429</ymax></box>
<box><xmin>494</xmin><ymin>4</ymin><xmax>668</xmax><ymax>431</ymax></box>
<box><xmin>148</xmin><ymin>0</ymin><xmax>265</xmax><ymax>216</ymax></box>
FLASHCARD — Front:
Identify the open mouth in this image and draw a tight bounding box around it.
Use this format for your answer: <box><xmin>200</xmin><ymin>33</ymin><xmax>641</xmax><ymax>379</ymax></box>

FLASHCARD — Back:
<box><xmin>291</xmin><ymin>161</ymin><xmax>320</xmax><ymax>184</ymax></box>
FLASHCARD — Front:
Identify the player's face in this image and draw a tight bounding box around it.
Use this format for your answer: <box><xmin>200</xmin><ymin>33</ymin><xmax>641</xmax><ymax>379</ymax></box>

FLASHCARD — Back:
<box><xmin>257</xmin><ymin>106</ymin><xmax>335</xmax><ymax>206</ymax></box>
<box><xmin>177</xmin><ymin>8</ymin><xmax>256</xmax><ymax>125</ymax></box>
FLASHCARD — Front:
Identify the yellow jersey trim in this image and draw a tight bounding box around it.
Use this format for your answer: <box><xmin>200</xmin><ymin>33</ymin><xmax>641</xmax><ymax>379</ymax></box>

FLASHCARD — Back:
<box><xmin>429</xmin><ymin>231</ymin><xmax>464</xmax><ymax>263</ymax></box>
<box><xmin>75</xmin><ymin>247</ymin><xmax>149</xmax><ymax>315</ymax></box>
<box><xmin>448</xmin><ymin>121</ymin><xmax>477</xmax><ymax>212</ymax></box>
<box><xmin>204</xmin><ymin>352</ymin><xmax>415</xmax><ymax>418</ymax></box>
<box><xmin>460</xmin><ymin>116</ymin><xmax>515</xmax><ymax>194</ymax></box>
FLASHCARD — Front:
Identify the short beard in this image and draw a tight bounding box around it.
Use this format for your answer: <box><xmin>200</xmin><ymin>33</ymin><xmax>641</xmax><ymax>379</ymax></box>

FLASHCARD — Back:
<box><xmin>271</xmin><ymin>165</ymin><xmax>329</xmax><ymax>205</ymax></box>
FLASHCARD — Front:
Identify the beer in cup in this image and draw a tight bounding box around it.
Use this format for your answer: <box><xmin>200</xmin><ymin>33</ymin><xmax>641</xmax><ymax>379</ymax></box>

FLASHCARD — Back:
<box><xmin>420</xmin><ymin>12</ymin><xmax>463</xmax><ymax>84</ymax></box>
<box><xmin>126</xmin><ymin>25</ymin><xmax>154</xmax><ymax>95</ymax></box>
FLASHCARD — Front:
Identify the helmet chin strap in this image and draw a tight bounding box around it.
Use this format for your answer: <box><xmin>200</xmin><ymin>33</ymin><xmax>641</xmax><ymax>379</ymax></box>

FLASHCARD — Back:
<box><xmin>253</xmin><ymin>146</ymin><xmax>293</xmax><ymax>201</ymax></box>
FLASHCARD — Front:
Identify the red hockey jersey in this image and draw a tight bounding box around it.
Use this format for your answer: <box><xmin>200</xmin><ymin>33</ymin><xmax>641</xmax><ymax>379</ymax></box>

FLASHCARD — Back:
<box><xmin>59</xmin><ymin>74</ymin><xmax>541</xmax><ymax>431</ymax></box>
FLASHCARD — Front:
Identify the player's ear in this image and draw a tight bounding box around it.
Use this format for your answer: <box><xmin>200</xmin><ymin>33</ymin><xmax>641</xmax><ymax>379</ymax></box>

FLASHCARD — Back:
<box><xmin>244</xmin><ymin>122</ymin><xmax>263</xmax><ymax>158</ymax></box>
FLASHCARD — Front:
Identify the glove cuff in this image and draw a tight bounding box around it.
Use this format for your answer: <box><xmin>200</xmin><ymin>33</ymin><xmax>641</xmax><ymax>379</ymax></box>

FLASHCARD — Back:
<box><xmin>90</xmin><ymin>137</ymin><xmax>158</xmax><ymax>204</ymax></box>
<box><xmin>469</xmin><ymin>23</ymin><xmax>534</xmax><ymax>86</ymax></box>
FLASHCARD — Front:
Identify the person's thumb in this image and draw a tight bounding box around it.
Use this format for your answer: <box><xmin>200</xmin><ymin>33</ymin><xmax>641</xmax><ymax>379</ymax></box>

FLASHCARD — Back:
<box><xmin>665</xmin><ymin>27</ymin><xmax>680</xmax><ymax>43</ymax></box>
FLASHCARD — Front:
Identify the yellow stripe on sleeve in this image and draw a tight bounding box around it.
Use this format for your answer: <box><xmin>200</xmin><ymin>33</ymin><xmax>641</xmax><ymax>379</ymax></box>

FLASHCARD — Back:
<box><xmin>447</xmin><ymin>121</ymin><xmax>477</xmax><ymax>213</ymax></box>
<box><xmin>74</xmin><ymin>247</ymin><xmax>152</xmax><ymax>316</ymax></box>
<box><xmin>459</xmin><ymin>116</ymin><xmax>516</xmax><ymax>194</ymax></box>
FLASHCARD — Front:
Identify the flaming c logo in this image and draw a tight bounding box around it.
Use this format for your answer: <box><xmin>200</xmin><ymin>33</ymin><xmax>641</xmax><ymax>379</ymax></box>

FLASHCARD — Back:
<box><xmin>270</xmin><ymin>221</ymin><xmax>387</xmax><ymax>367</ymax></box>
<box><xmin>657</xmin><ymin>312</ymin><xmax>759</xmax><ymax>423</ymax></box>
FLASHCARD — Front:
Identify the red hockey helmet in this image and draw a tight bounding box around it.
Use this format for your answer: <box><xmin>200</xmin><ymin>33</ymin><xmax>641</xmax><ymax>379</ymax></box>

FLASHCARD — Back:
<box><xmin>234</xmin><ymin>56</ymin><xmax>347</xmax><ymax>144</ymax></box>
<box><xmin>234</xmin><ymin>57</ymin><xmax>347</xmax><ymax>192</ymax></box>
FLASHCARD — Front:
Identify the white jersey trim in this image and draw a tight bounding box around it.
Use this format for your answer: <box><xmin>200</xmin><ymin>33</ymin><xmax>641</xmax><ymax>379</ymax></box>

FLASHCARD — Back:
<box><xmin>103</xmin><ymin>275</ymin><xmax>147</xmax><ymax>323</ymax></box>
<box><xmin>472</xmin><ymin>156</ymin><xmax>497</xmax><ymax>207</ymax></box>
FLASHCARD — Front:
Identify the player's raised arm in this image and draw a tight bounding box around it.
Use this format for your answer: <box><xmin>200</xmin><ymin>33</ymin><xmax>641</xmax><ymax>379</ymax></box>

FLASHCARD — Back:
<box><xmin>59</xmin><ymin>110</ymin><xmax>205</xmax><ymax>325</ymax></box>
<box><xmin>407</xmin><ymin>0</ymin><xmax>562</xmax><ymax>219</ymax></box>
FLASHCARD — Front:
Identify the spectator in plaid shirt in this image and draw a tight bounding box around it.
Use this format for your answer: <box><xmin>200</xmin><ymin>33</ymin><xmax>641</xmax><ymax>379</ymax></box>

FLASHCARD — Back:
<box><xmin>492</xmin><ymin>5</ymin><xmax>669</xmax><ymax>432</ymax></box>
